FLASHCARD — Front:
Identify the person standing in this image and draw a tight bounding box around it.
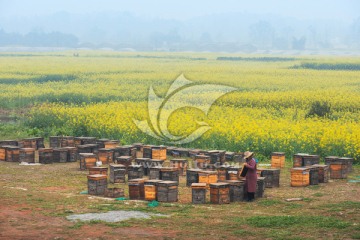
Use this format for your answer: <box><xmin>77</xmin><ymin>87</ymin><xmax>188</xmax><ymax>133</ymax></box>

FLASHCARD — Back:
<box><xmin>243</xmin><ymin>151</ymin><xmax>257</xmax><ymax>202</ymax></box>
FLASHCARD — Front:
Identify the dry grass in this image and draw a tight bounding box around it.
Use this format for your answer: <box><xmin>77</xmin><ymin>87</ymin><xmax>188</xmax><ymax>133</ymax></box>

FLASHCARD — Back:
<box><xmin>0</xmin><ymin>160</ymin><xmax>359</xmax><ymax>239</ymax></box>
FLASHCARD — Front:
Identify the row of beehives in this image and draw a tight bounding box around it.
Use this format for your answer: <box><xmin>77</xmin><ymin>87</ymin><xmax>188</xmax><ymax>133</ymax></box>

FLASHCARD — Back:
<box><xmin>0</xmin><ymin>135</ymin><xmax>247</xmax><ymax>166</ymax></box>
<box><xmin>86</xmin><ymin>164</ymin><xmax>267</xmax><ymax>204</ymax></box>
<box><xmin>290</xmin><ymin>154</ymin><xmax>354</xmax><ymax>187</ymax></box>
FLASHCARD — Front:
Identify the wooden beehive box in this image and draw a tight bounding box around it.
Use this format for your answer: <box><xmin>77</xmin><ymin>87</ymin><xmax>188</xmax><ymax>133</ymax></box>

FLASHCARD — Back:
<box><xmin>157</xmin><ymin>181</ymin><xmax>178</xmax><ymax>202</ymax></box>
<box><xmin>339</xmin><ymin>157</ymin><xmax>354</xmax><ymax>173</ymax></box>
<box><xmin>19</xmin><ymin>148</ymin><xmax>35</xmax><ymax>163</ymax></box>
<box><xmin>170</xmin><ymin>159</ymin><xmax>188</xmax><ymax>176</ymax></box>
<box><xmin>271</xmin><ymin>152</ymin><xmax>285</xmax><ymax>168</ymax></box>
<box><xmin>152</xmin><ymin>146</ymin><xmax>167</xmax><ymax>160</ymax></box>
<box><xmin>89</xmin><ymin>166</ymin><xmax>108</xmax><ymax>176</ymax></box>
<box><xmin>87</xmin><ymin>174</ymin><xmax>107</xmax><ymax>195</ymax></box>
<box><xmin>104</xmin><ymin>188</ymin><xmax>124</xmax><ymax>198</ymax></box>
<box><xmin>260</xmin><ymin>169</ymin><xmax>280</xmax><ymax>188</ymax></box>
<box><xmin>191</xmin><ymin>183</ymin><xmax>207</xmax><ymax>204</ymax></box>
<box><xmin>6</xmin><ymin>146</ymin><xmax>20</xmax><ymax>162</ymax></box>
<box><xmin>115</xmin><ymin>156</ymin><xmax>132</xmax><ymax>172</ymax></box>
<box><xmin>38</xmin><ymin>148</ymin><xmax>53</xmax><ymax>164</ymax></box>
<box><xmin>128</xmin><ymin>165</ymin><xmax>144</xmax><ymax>180</ymax></box>
<box><xmin>128</xmin><ymin>178</ymin><xmax>145</xmax><ymax>200</ymax></box>
<box><xmin>160</xmin><ymin>167</ymin><xmax>179</xmax><ymax>182</ymax></box>
<box><xmin>96</xmin><ymin>139</ymin><xmax>109</xmax><ymax>149</ymax></box>
<box><xmin>109</xmin><ymin>164</ymin><xmax>126</xmax><ymax>183</ymax></box>
<box><xmin>98</xmin><ymin>148</ymin><xmax>114</xmax><ymax>165</ymax></box>
<box><xmin>194</xmin><ymin>155</ymin><xmax>210</xmax><ymax>169</ymax></box>
<box><xmin>60</xmin><ymin>136</ymin><xmax>75</xmax><ymax>147</ymax></box>
<box><xmin>256</xmin><ymin>177</ymin><xmax>266</xmax><ymax>198</ymax></box>
<box><xmin>312</xmin><ymin>164</ymin><xmax>329</xmax><ymax>183</ymax></box>
<box><xmin>293</xmin><ymin>153</ymin><xmax>309</xmax><ymax>167</ymax></box>
<box><xmin>144</xmin><ymin>180</ymin><xmax>163</xmax><ymax>201</ymax></box>
<box><xmin>104</xmin><ymin>140</ymin><xmax>119</xmax><ymax>149</ymax></box>
<box><xmin>330</xmin><ymin>163</ymin><xmax>347</xmax><ymax>179</ymax></box>
<box><xmin>198</xmin><ymin>171</ymin><xmax>218</xmax><ymax>189</ymax></box>
<box><xmin>210</xmin><ymin>183</ymin><xmax>230</xmax><ymax>204</ymax></box>
<box><xmin>63</xmin><ymin>147</ymin><xmax>77</xmax><ymax>162</ymax></box>
<box><xmin>225</xmin><ymin>180</ymin><xmax>245</xmax><ymax>202</ymax></box>
<box><xmin>290</xmin><ymin>167</ymin><xmax>310</xmax><ymax>187</ymax></box>
<box><xmin>53</xmin><ymin>148</ymin><xmax>68</xmax><ymax>163</ymax></box>
<box><xmin>303</xmin><ymin>155</ymin><xmax>320</xmax><ymax>166</ymax></box>
<box><xmin>79</xmin><ymin>153</ymin><xmax>97</xmax><ymax>170</ymax></box>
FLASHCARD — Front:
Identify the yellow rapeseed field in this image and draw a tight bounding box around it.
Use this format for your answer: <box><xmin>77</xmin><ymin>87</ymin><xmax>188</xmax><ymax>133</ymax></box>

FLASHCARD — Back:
<box><xmin>1</xmin><ymin>52</ymin><xmax>359</xmax><ymax>160</ymax></box>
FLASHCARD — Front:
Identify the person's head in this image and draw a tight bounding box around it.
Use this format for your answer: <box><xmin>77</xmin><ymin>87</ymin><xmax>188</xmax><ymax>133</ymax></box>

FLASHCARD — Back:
<box><xmin>243</xmin><ymin>151</ymin><xmax>254</xmax><ymax>161</ymax></box>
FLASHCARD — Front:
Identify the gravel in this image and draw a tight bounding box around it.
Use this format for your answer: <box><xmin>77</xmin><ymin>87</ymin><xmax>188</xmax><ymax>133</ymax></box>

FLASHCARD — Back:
<box><xmin>66</xmin><ymin>210</ymin><xmax>166</xmax><ymax>223</ymax></box>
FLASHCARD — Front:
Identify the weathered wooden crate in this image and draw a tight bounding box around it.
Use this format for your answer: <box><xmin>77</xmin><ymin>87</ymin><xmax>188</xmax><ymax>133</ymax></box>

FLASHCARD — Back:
<box><xmin>142</xmin><ymin>145</ymin><xmax>153</xmax><ymax>159</ymax></box>
<box><xmin>271</xmin><ymin>152</ymin><xmax>285</xmax><ymax>168</ymax></box>
<box><xmin>291</xmin><ymin>167</ymin><xmax>310</xmax><ymax>187</ymax></box>
<box><xmin>225</xmin><ymin>180</ymin><xmax>245</xmax><ymax>202</ymax></box>
<box><xmin>104</xmin><ymin>188</ymin><xmax>124</xmax><ymax>198</ymax></box>
<box><xmin>312</xmin><ymin>164</ymin><xmax>329</xmax><ymax>183</ymax></box>
<box><xmin>324</xmin><ymin>156</ymin><xmax>340</xmax><ymax>166</ymax></box>
<box><xmin>19</xmin><ymin>148</ymin><xmax>35</xmax><ymax>163</ymax></box>
<box><xmin>33</xmin><ymin>137</ymin><xmax>45</xmax><ymax>149</ymax></box>
<box><xmin>210</xmin><ymin>183</ymin><xmax>230</xmax><ymax>204</ymax></box>
<box><xmin>303</xmin><ymin>155</ymin><xmax>320</xmax><ymax>166</ymax></box>
<box><xmin>157</xmin><ymin>181</ymin><xmax>178</xmax><ymax>202</ymax></box>
<box><xmin>89</xmin><ymin>166</ymin><xmax>108</xmax><ymax>176</ymax></box>
<box><xmin>109</xmin><ymin>164</ymin><xmax>126</xmax><ymax>183</ymax></box>
<box><xmin>339</xmin><ymin>157</ymin><xmax>354</xmax><ymax>173</ymax></box>
<box><xmin>199</xmin><ymin>171</ymin><xmax>218</xmax><ymax>189</ymax></box>
<box><xmin>87</xmin><ymin>174</ymin><xmax>107</xmax><ymax>195</ymax></box>
<box><xmin>98</xmin><ymin>148</ymin><xmax>114</xmax><ymax>165</ymax></box>
<box><xmin>128</xmin><ymin>178</ymin><xmax>145</xmax><ymax>200</ymax></box>
<box><xmin>217</xmin><ymin>165</ymin><xmax>230</xmax><ymax>182</ymax></box>
<box><xmin>191</xmin><ymin>183</ymin><xmax>207</xmax><ymax>204</ymax></box>
<box><xmin>38</xmin><ymin>148</ymin><xmax>53</xmax><ymax>164</ymax></box>
<box><xmin>308</xmin><ymin>166</ymin><xmax>319</xmax><ymax>185</ymax></box>
<box><xmin>293</xmin><ymin>153</ymin><xmax>309</xmax><ymax>167</ymax></box>
<box><xmin>152</xmin><ymin>146</ymin><xmax>167</xmax><ymax>160</ymax></box>
<box><xmin>79</xmin><ymin>153</ymin><xmax>97</xmax><ymax>170</ymax></box>
<box><xmin>104</xmin><ymin>140</ymin><xmax>119</xmax><ymax>149</ymax></box>
<box><xmin>256</xmin><ymin>177</ymin><xmax>265</xmax><ymax>198</ymax></box>
<box><xmin>96</xmin><ymin>139</ymin><xmax>109</xmax><ymax>149</ymax></box>
<box><xmin>0</xmin><ymin>140</ymin><xmax>18</xmax><ymax>147</ymax></box>
<box><xmin>160</xmin><ymin>167</ymin><xmax>179</xmax><ymax>182</ymax></box>
<box><xmin>260</xmin><ymin>169</ymin><xmax>280</xmax><ymax>188</ymax></box>
<box><xmin>135</xmin><ymin>158</ymin><xmax>152</xmax><ymax>176</ymax></box>
<box><xmin>194</xmin><ymin>155</ymin><xmax>210</xmax><ymax>169</ymax></box>
<box><xmin>170</xmin><ymin>159</ymin><xmax>188</xmax><ymax>176</ymax></box>
<box><xmin>49</xmin><ymin>136</ymin><xmax>61</xmax><ymax>148</ymax></box>
<box><xmin>0</xmin><ymin>145</ymin><xmax>12</xmax><ymax>161</ymax></box>
<box><xmin>18</xmin><ymin>138</ymin><xmax>37</xmax><ymax>149</ymax></box>
<box><xmin>62</xmin><ymin>147</ymin><xmax>77</xmax><ymax>162</ymax></box>
<box><xmin>330</xmin><ymin>163</ymin><xmax>347</xmax><ymax>179</ymax></box>
<box><xmin>60</xmin><ymin>136</ymin><xmax>75</xmax><ymax>147</ymax></box>
<box><xmin>74</xmin><ymin>137</ymin><xmax>97</xmax><ymax>146</ymax></box>
<box><xmin>149</xmin><ymin>166</ymin><xmax>162</xmax><ymax>180</ymax></box>
<box><xmin>115</xmin><ymin>156</ymin><xmax>132</xmax><ymax>173</ymax></box>
<box><xmin>128</xmin><ymin>165</ymin><xmax>144</xmax><ymax>180</ymax></box>
<box><xmin>53</xmin><ymin>148</ymin><xmax>68</xmax><ymax>163</ymax></box>
<box><xmin>144</xmin><ymin>180</ymin><xmax>162</xmax><ymax>201</ymax></box>
<box><xmin>208</xmin><ymin>150</ymin><xmax>226</xmax><ymax>164</ymax></box>
<box><xmin>186</xmin><ymin>169</ymin><xmax>202</xmax><ymax>187</ymax></box>
<box><xmin>5</xmin><ymin>146</ymin><xmax>20</xmax><ymax>162</ymax></box>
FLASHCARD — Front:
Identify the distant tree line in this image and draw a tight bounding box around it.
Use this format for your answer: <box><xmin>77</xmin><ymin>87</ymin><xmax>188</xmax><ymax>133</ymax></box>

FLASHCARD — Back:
<box><xmin>0</xmin><ymin>29</ymin><xmax>78</xmax><ymax>47</ymax></box>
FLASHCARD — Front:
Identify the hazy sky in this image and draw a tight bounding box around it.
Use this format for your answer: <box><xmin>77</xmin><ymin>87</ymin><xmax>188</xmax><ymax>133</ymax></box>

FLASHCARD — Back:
<box><xmin>0</xmin><ymin>0</ymin><xmax>359</xmax><ymax>22</ymax></box>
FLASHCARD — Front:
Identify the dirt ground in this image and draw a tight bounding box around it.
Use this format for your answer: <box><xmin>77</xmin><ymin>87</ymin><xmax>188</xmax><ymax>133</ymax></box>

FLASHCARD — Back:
<box><xmin>0</xmin><ymin>161</ymin><xmax>359</xmax><ymax>240</ymax></box>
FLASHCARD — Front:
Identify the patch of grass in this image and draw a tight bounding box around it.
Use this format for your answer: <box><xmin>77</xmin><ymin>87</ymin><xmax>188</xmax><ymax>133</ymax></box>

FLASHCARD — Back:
<box><xmin>247</xmin><ymin>215</ymin><xmax>351</xmax><ymax>229</ymax></box>
<box><xmin>266</xmin><ymin>229</ymin><xmax>308</xmax><ymax>240</ymax></box>
<box><xmin>308</xmin><ymin>185</ymin><xmax>320</xmax><ymax>190</ymax></box>
<box><xmin>68</xmin><ymin>222</ymin><xmax>85</xmax><ymax>229</ymax></box>
<box><xmin>321</xmin><ymin>201</ymin><xmax>360</xmax><ymax>211</ymax></box>
<box><xmin>105</xmin><ymin>222</ymin><xmax>131</xmax><ymax>228</ymax></box>
<box><xmin>257</xmin><ymin>199</ymin><xmax>283</xmax><ymax>206</ymax></box>
<box><xmin>313</xmin><ymin>193</ymin><xmax>324</xmax><ymax>197</ymax></box>
<box><xmin>233</xmin><ymin>229</ymin><xmax>251</xmax><ymax>236</ymax></box>
<box><xmin>284</xmin><ymin>203</ymin><xmax>303</xmax><ymax>209</ymax></box>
